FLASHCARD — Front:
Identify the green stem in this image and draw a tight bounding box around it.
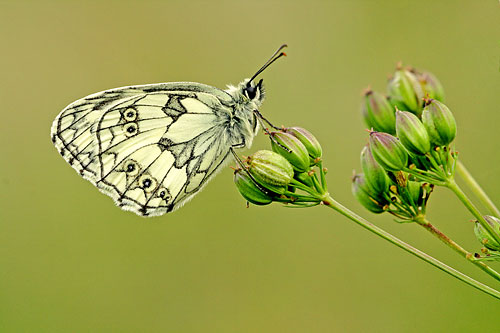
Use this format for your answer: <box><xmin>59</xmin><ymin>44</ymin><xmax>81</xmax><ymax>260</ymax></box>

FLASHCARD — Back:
<box><xmin>403</xmin><ymin>167</ymin><xmax>447</xmax><ymax>186</ymax></box>
<box><xmin>426</xmin><ymin>151</ymin><xmax>447</xmax><ymax>179</ymax></box>
<box><xmin>290</xmin><ymin>179</ymin><xmax>319</xmax><ymax>196</ymax></box>
<box><xmin>281</xmin><ymin>192</ymin><xmax>321</xmax><ymax>203</ymax></box>
<box><xmin>456</xmin><ymin>161</ymin><xmax>500</xmax><ymax>218</ymax></box>
<box><xmin>318</xmin><ymin>161</ymin><xmax>327</xmax><ymax>192</ymax></box>
<box><xmin>446</xmin><ymin>179</ymin><xmax>500</xmax><ymax>245</ymax></box>
<box><xmin>320</xmin><ymin>194</ymin><xmax>500</xmax><ymax>300</ymax></box>
<box><xmin>416</xmin><ymin>218</ymin><xmax>500</xmax><ymax>282</ymax></box>
<box><xmin>311</xmin><ymin>173</ymin><xmax>326</xmax><ymax>195</ymax></box>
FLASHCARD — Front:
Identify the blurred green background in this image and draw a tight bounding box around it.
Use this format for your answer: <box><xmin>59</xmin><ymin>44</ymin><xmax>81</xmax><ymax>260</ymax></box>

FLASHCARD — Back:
<box><xmin>1</xmin><ymin>0</ymin><xmax>499</xmax><ymax>332</ymax></box>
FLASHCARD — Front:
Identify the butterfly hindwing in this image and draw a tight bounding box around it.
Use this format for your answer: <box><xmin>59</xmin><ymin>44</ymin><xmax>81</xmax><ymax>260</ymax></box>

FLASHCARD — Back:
<box><xmin>51</xmin><ymin>83</ymin><xmax>239</xmax><ymax>216</ymax></box>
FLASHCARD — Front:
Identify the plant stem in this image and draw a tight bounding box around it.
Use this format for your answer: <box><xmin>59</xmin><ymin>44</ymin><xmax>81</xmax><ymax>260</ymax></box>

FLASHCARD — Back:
<box><xmin>318</xmin><ymin>161</ymin><xmax>328</xmax><ymax>192</ymax></box>
<box><xmin>416</xmin><ymin>218</ymin><xmax>500</xmax><ymax>282</ymax></box>
<box><xmin>456</xmin><ymin>161</ymin><xmax>500</xmax><ymax>217</ymax></box>
<box><xmin>320</xmin><ymin>194</ymin><xmax>500</xmax><ymax>300</ymax></box>
<box><xmin>446</xmin><ymin>179</ymin><xmax>500</xmax><ymax>245</ymax></box>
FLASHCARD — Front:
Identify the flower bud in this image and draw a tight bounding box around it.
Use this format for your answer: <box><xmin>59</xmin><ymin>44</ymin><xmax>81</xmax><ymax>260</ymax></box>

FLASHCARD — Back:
<box><xmin>387</xmin><ymin>97</ymin><xmax>409</xmax><ymax>117</ymax></box>
<box><xmin>387</xmin><ymin>68</ymin><xmax>425</xmax><ymax>115</ymax></box>
<box><xmin>422</xmin><ymin>99</ymin><xmax>456</xmax><ymax>146</ymax></box>
<box><xmin>352</xmin><ymin>174</ymin><xmax>387</xmax><ymax>214</ymax></box>
<box><xmin>270</xmin><ymin>132</ymin><xmax>310</xmax><ymax>172</ymax></box>
<box><xmin>295</xmin><ymin>171</ymin><xmax>315</xmax><ymax>188</ymax></box>
<box><xmin>247</xmin><ymin>150</ymin><xmax>294</xmax><ymax>194</ymax></box>
<box><xmin>369</xmin><ymin>132</ymin><xmax>409</xmax><ymax>171</ymax></box>
<box><xmin>284</xmin><ymin>127</ymin><xmax>322</xmax><ymax>160</ymax></box>
<box><xmin>234</xmin><ymin>169</ymin><xmax>273</xmax><ymax>205</ymax></box>
<box><xmin>474</xmin><ymin>216</ymin><xmax>500</xmax><ymax>251</ymax></box>
<box><xmin>360</xmin><ymin>145</ymin><xmax>390</xmax><ymax>194</ymax></box>
<box><xmin>417</xmin><ymin>71</ymin><xmax>445</xmax><ymax>102</ymax></box>
<box><xmin>407</xmin><ymin>181</ymin><xmax>424</xmax><ymax>206</ymax></box>
<box><xmin>361</xmin><ymin>90</ymin><xmax>396</xmax><ymax>134</ymax></box>
<box><xmin>396</xmin><ymin>110</ymin><xmax>431</xmax><ymax>155</ymax></box>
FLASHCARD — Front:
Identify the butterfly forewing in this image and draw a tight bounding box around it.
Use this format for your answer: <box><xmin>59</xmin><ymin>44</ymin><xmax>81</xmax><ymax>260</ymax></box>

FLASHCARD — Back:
<box><xmin>51</xmin><ymin>82</ymin><xmax>243</xmax><ymax>216</ymax></box>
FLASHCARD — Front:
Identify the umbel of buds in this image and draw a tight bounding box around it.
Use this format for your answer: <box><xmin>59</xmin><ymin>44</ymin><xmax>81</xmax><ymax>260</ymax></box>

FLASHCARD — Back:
<box><xmin>234</xmin><ymin>127</ymin><xmax>327</xmax><ymax>207</ymax></box>
<box><xmin>362</xmin><ymin>90</ymin><xmax>396</xmax><ymax>134</ymax></box>
<box><xmin>474</xmin><ymin>216</ymin><xmax>500</xmax><ymax>252</ymax></box>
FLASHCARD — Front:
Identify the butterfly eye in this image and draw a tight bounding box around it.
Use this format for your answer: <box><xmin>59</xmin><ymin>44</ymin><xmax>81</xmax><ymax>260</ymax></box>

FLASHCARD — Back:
<box><xmin>123</xmin><ymin>108</ymin><xmax>137</xmax><ymax>121</ymax></box>
<box><xmin>139</xmin><ymin>174</ymin><xmax>157</xmax><ymax>192</ymax></box>
<box><xmin>122</xmin><ymin>159</ymin><xmax>140</xmax><ymax>176</ymax></box>
<box><xmin>124</xmin><ymin>123</ymin><xmax>138</xmax><ymax>137</ymax></box>
<box><xmin>157</xmin><ymin>187</ymin><xmax>172</xmax><ymax>201</ymax></box>
<box><xmin>244</xmin><ymin>86</ymin><xmax>257</xmax><ymax>100</ymax></box>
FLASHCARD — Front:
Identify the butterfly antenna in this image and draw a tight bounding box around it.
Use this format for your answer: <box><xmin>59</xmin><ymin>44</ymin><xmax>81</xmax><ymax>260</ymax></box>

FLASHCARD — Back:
<box><xmin>248</xmin><ymin>44</ymin><xmax>287</xmax><ymax>85</ymax></box>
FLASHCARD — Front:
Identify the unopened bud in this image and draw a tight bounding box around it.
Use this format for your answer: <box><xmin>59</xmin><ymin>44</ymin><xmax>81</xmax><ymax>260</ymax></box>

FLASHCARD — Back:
<box><xmin>270</xmin><ymin>132</ymin><xmax>310</xmax><ymax>172</ymax></box>
<box><xmin>474</xmin><ymin>216</ymin><xmax>500</xmax><ymax>251</ymax></box>
<box><xmin>396</xmin><ymin>110</ymin><xmax>431</xmax><ymax>155</ymax></box>
<box><xmin>360</xmin><ymin>145</ymin><xmax>390</xmax><ymax>194</ymax></box>
<box><xmin>407</xmin><ymin>181</ymin><xmax>424</xmax><ymax>206</ymax></box>
<box><xmin>352</xmin><ymin>174</ymin><xmax>387</xmax><ymax>214</ymax></box>
<box><xmin>417</xmin><ymin>71</ymin><xmax>445</xmax><ymax>102</ymax></box>
<box><xmin>422</xmin><ymin>99</ymin><xmax>456</xmax><ymax>146</ymax></box>
<box><xmin>284</xmin><ymin>127</ymin><xmax>323</xmax><ymax>160</ymax></box>
<box><xmin>362</xmin><ymin>90</ymin><xmax>396</xmax><ymax>134</ymax></box>
<box><xmin>369</xmin><ymin>132</ymin><xmax>409</xmax><ymax>171</ymax></box>
<box><xmin>247</xmin><ymin>150</ymin><xmax>294</xmax><ymax>194</ymax></box>
<box><xmin>295</xmin><ymin>171</ymin><xmax>315</xmax><ymax>188</ymax></box>
<box><xmin>387</xmin><ymin>68</ymin><xmax>425</xmax><ymax>115</ymax></box>
<box><xmin>234</xmin><ymin>169</ymin><xmax>273</xmax><ymax>205</ymax></box>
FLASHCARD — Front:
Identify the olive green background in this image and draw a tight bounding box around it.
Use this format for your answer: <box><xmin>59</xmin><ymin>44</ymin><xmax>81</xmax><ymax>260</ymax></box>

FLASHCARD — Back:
<box><xmin>1</xmin><ymin>1</ymin><xmax>499</xmax><ymax>332</ymax></box>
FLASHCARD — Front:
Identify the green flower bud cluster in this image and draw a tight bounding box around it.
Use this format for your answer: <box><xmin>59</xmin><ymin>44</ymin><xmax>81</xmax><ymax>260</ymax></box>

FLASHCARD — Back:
<box><xmin>353</xmin><ymin>142</ymin><xmax>433</xmax><ymax>221</ymax></box>
<box><xmin>233</xmin><ymin>127</ymin><xmax>327</xmax><ymax>207</ymax></box>
<box><xmin>386</xmin><ymin>65</ymin><xmax>445</xmax><ymax>116</ymax></box>
<box><xmin>360</xmin><ymin>64</ymin><xmax>458</xmax><ymax>185</ymax></box>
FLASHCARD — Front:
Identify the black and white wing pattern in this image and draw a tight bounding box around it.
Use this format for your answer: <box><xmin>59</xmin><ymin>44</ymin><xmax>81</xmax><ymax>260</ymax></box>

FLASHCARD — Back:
<box><xmin>51</xmin><ymin>83</ymin><xmax>245</xmax><ymax>217</ymax></box>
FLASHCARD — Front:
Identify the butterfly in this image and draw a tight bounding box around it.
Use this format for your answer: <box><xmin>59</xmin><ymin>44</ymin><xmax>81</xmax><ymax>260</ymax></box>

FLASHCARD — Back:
<box><xmin>51</xmin><ymin>45</ymin><xmax>287</xmax><ymax>217</ymax></box>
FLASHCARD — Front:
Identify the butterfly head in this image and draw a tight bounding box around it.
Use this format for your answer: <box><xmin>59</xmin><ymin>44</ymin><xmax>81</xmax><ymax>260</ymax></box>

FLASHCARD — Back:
<box><xmin>242</xmin><ymin>78</ymin><xmax>265</xmax><ymax>102</ymax></box>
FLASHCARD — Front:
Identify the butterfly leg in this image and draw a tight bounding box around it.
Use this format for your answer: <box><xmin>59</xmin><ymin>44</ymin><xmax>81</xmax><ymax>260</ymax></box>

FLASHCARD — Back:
<box><xmin>254</xmin><ymin>110</ymin><xmax>281</xmax><ymax>130</ymax></box>
<box><xmin>253</xmin><ymin>111</ymin><xmax>292</xmax><ymax>153</ymax></box>
<box><xmin>229</xmin><ymin>144</ymin><xmax>247</xmax><ymax>170</ymax></box>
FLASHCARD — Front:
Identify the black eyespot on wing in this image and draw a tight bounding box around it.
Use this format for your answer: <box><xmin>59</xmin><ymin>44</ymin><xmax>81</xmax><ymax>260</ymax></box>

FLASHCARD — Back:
<box><xmin>157</xmin><ymin>187</ymin><xmax>172</xmax><ymax>202</ymax></box>
<box><xmin>124</xmin><ymin>123</ymin><xmax>138</xmax><ymax>137</ymax></box>
<box><xmin>138</xmin><ymin>174</ymin><xmax>157</xmax><ymax>193</ymax></box>
<box><xmin>122</xmin><ymin>159</ymin><xmax>140</xmax><ymax>176</ymax></box>
<box><xmin>123</xmin><ymin>108</ymin><xmax>138</xmax><ymax>121</ymax></box>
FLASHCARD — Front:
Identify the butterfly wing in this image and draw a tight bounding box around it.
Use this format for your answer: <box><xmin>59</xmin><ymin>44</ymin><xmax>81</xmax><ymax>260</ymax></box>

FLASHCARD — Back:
<box><xmin>51</xmin><ymin>82</ymin><xmax>238</xmax><ymax>216</ymax></box>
